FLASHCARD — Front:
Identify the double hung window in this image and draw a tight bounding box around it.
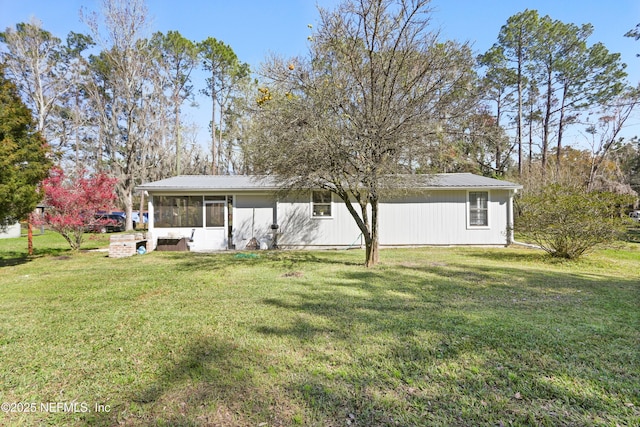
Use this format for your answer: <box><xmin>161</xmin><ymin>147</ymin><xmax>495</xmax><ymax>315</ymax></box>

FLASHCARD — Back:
<box><xmin>468</xmin><ymin>191</ymin><xmax>489</xmax><ymax>227</ymax></box>
<box><xmin>312</xmin><ymin>190</ymin><xmax>332</xmax><ymax>217</ymax></box>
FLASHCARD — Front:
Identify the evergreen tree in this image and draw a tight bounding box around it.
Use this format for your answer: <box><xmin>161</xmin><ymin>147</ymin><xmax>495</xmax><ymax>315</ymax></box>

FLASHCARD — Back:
<box><xmin>0</xmin><ymin>64</ymin><xmax>51</xmax><ymax>229</ymax></box>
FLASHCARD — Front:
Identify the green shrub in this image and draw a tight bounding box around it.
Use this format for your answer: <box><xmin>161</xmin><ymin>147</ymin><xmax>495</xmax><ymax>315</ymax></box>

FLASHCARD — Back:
<box><xmin>516</xmin><ymin>184</ymin><xmax>633</xmax><ymax>259</ymax></box>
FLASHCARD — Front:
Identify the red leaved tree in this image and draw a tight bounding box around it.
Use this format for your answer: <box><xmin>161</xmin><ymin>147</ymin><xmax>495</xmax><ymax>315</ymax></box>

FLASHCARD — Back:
<box><xmin>39</xmin><ymin>167</ymin><xmax>118</xmax><ymax>250</ymax></box>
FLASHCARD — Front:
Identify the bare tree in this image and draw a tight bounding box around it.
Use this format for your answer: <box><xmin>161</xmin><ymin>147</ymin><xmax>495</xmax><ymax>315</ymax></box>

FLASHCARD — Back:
<box><xmin>82</xmin><ymin>0</ymin><xmax>157</xmax><ymax>230</ymax></box>
<box><xmin>220</xmin><ymin>76</ymin><xmax>258</xmax><ymax>174</ymax></box>
<box><xmin>582</xmin><ymin>88</ymin><xmax>639</xmax><ymax>192</ymax></box>
<box><xmin>250</xmin><ymin>0</ymin><xmax>476</xmax><ymax>267</ymax></box>
<box><xmin>0</xmin><ymin>19</ymin><xmax>85</xmax><ymax>161</ymax></box>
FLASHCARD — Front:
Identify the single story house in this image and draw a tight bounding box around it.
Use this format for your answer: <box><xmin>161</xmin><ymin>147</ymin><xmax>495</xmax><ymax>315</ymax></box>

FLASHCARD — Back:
<box><xmin>136</xmin><ymin>174</ymin><xmax>522</xmax><ymax>251</ymax></box>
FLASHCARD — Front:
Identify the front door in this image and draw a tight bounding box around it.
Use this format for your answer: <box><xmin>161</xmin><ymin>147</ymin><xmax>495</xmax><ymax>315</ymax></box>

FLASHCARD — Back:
<box><xmin>202</xmin><ymin>198</ymin><xmax>227</xmax><ymax>250</ymax></box>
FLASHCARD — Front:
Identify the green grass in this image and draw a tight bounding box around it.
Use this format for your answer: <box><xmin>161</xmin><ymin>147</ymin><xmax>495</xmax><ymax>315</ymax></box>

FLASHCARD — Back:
<box><xmin>0</xmin><ymin>233</ymin><xmax>638</xmax><ymax>426</ymax></box>
<box><xmin>0</xmin><ymin>230</ymin><xmax>111</xmax><ymax>266</ymax></box>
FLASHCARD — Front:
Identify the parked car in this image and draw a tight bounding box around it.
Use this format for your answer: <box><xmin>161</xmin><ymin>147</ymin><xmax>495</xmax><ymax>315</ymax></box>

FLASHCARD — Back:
<box><xmin>90</xmin><ymin>214</ymin><xmax>126</xmax><ymax>233</ymax></box>
<box><xmin>111</xmin><ymin>211</ymin><xmax>136</xmax><ymax>229</ymax></box>
<box><xmin>630</xmin><ymin>210</ymin><xmax>640</xmax><ymax>223</ymax></box>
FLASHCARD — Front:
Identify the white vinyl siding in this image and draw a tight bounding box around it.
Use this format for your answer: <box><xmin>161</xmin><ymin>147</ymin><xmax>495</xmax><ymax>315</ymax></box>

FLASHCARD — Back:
<box><xmin>378</xmin><ymin>190</ymin><xmax>508</xmax><ymax>246</ymax></box>
<box><xmin>232</xmin><ymin>194</ymin><xmax>276</xmax><ymax>248</ymax></box>
<box><xmin>277</xmin><ymin>192</ymin><xmax>362</xmax><ymax>247</ymax></box>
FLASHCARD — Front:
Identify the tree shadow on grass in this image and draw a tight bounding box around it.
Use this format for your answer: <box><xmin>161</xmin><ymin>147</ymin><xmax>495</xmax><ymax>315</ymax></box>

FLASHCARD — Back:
<box><xmin>163</xmin><ymin>251</ymin><xmax>238</xmax><ymax>271</ymax></box>
<box><xmin>84</xmin><ymin>335</ymin><xmax>299</xmax><ymax>427</ymax></box>
<box><xmin>0</xmin><ymin>253</ymin><xmax>30</xmax><ymax>267</ymax></box>
<box><xmin>257</xmin><ymin>264</ymin><xmax>640</xmax><ymax>425</ymax></box>
<box><xmin>265</xmin><ymin>250</ymin><xmax>363</xmax><ymax>267</ymax></box>
<box><xmin>171</xmin><ymin>249</ymin><xmax>362</xmax><ymax>273</ymax></box>
<box><xmin>256</xmin><ymin>315</ymin><xmax>332</xmax><ymax>343</ymax></box>
<box><xmin>0</xmin><ymin>247</ymin><xmax>73</xmax><ymax>267</ymax></box>
<box><xmin>80</xmin><ymin>252</ymin><xmax>639</xmax><ymax>426</ymax></box>
<box><xmin>460</xmin><ymin>247</ymin><xmax>549</xmax><ymax>263</ymax></box>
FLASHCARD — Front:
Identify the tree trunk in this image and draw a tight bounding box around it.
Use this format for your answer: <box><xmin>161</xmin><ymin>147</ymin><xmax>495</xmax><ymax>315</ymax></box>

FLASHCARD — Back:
<box><xmin>541</xmin><ymin>66</ymin><xmax>553</xmax><ymax>181</ymax></box>
<box><xmin>218</xmin><ymin>108</ymin><xmax>224</xmax><ymax>174</ymax></box>
<box><xmin>125</xmin><ymin>190</ymin><xmax>134</xmax><ymax>231</ymax></box>
<box><xmin>121</xmin><ymin>177</ymin><xmax>135</xmax><ymax>231</ymax></box>
<box><xmin>138</xmin><ymin>191</ymin><xmax>145</xmax><ymax>230</ymax></box>
<box><xmin>27</xmin><ymin>220</ymin><xmax>33</xmax><ymax>256</ymax></box>
<box><xmin>516</xmin><ymin>44</ymin><xmax>524</xmax><ymax>177</ymax></box>
<box><xmin>528</xmin><ymin>94</ymin><xmax>534</xmax><ymax>174</ymax></box>
<box><xmin>175</xmin><ymin>103</ymin><xmax>181</xmax><ymax>176</ymax></box>
<box><xmin>338</xmin><ymin>191</ymin><xmax>378</xmax><ymax>267</ymax></box>
<box><xmin>556</xmin><ymin>83</ymin><xmax>569</xmax><ymax>176</ymax></box>
<box><xmin>365</xmin><ymin>198</ymin><xmax>380</xmax><ymax>267</ymax></box>
<box><xmin>496</xmin><ymin>99</ymin><xmax>502</xmax><ymax>172</ymax></box>
<box><xmin>211</xmin><ymin>76</ymin><xmax>217</xmax><ymax>175</ymax></box>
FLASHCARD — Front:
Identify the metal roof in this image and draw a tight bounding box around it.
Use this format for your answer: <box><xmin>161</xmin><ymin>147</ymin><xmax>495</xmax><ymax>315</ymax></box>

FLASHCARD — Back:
<box><xmin>136</xmin><ymin>173</ymin><xmax>522</xmax><ymax>192</ymax></box>
<box><xmin>136</xmin><ymin>175</ymin><xmax>278</xmax><ymax>191</ymax></box>
<box><xmin>428</xmin><ymin>173</ymin><xmax>522</xmax><ymax>189</ymax></box>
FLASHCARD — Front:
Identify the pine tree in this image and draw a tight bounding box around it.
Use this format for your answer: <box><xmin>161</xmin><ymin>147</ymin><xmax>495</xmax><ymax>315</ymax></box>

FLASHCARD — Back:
<box><xmin>0</xmin><ymin>64</ymin><xmax>51</xmax><ymax>230</ymax></box>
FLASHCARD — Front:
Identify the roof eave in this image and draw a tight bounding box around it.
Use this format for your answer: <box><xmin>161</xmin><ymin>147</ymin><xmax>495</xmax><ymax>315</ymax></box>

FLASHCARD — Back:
<box><xmin>136</xmin><ymin>185</ymin><xmax>523</xmax><ymax>192</ymax></box>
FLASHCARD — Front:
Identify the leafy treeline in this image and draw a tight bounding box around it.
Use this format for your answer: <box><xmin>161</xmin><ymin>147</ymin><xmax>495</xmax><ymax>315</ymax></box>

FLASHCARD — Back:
<box><xmin>0</xmin><ymin>0</ymin><xmax>253</xmax><ymax>226</ymax></box>
<box><xmin>478</xmin><ymin>9</ymin><xmax>638</xmax><ymax>192</ymax></box>
<box><xmin>1</xmin><ymin>0</ymin><xmax>639</xmax><ymax>232</ymax></box>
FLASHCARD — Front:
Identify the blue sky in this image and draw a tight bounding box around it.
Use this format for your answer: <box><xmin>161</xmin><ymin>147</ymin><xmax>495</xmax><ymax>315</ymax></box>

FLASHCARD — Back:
<box><xmin>2</xmin><ymin>0</ymin><xmax>639</xmax><ymax>146</ymax></box>
<box><xmin>2</xmin><ymin>0</ymin><xmax>638</xmax><ymax>73</ymax></box>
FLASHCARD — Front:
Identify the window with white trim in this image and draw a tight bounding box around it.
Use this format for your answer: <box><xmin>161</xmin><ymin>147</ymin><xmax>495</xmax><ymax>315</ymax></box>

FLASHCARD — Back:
<box><xmin>311</xmin><ymin>190</ymin><xmax>332</xmax><ymax>217</ymax></box>
<box><xmin>468</xmin><ymin>191</ymin><xmax>489</xmax><ymax>227</ymax></box>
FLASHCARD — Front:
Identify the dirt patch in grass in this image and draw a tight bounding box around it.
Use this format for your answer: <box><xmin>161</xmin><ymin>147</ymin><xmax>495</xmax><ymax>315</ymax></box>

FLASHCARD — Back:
<box><xmin>281</xmin><ymin>271</ymin><xmax>304</xmax><ymax>278</ymax></box>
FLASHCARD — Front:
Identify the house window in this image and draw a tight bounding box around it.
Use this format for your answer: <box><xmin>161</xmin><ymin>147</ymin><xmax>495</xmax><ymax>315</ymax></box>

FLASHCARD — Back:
<box><xmin>312</xmin><ymin>190</ymin><xmax>332</xmax><ymax>217</ymax></box>
<box><xmin>154</xmin><ymin>196</ymin><xmax>203</xmax><ymax>228</ymax></box>
<box><xmin>468</xmin><ymin>191</ymin><xmax>489</xmax><ymax>227</ymax></box>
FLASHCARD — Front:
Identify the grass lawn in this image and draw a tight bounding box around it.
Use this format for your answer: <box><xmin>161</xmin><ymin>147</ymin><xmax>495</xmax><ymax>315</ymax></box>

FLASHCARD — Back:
<box><xmin>0</xmin><ymin>232</ymin><xmax>638</xmax><ymax>426</ymax></box>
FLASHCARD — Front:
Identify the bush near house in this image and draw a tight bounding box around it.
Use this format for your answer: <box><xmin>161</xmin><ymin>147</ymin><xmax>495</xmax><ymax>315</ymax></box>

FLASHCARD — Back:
<box><xmin>516</xmin><ymin>184</ymin><xmax>635</xmax><ymax>259</ymax></box>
